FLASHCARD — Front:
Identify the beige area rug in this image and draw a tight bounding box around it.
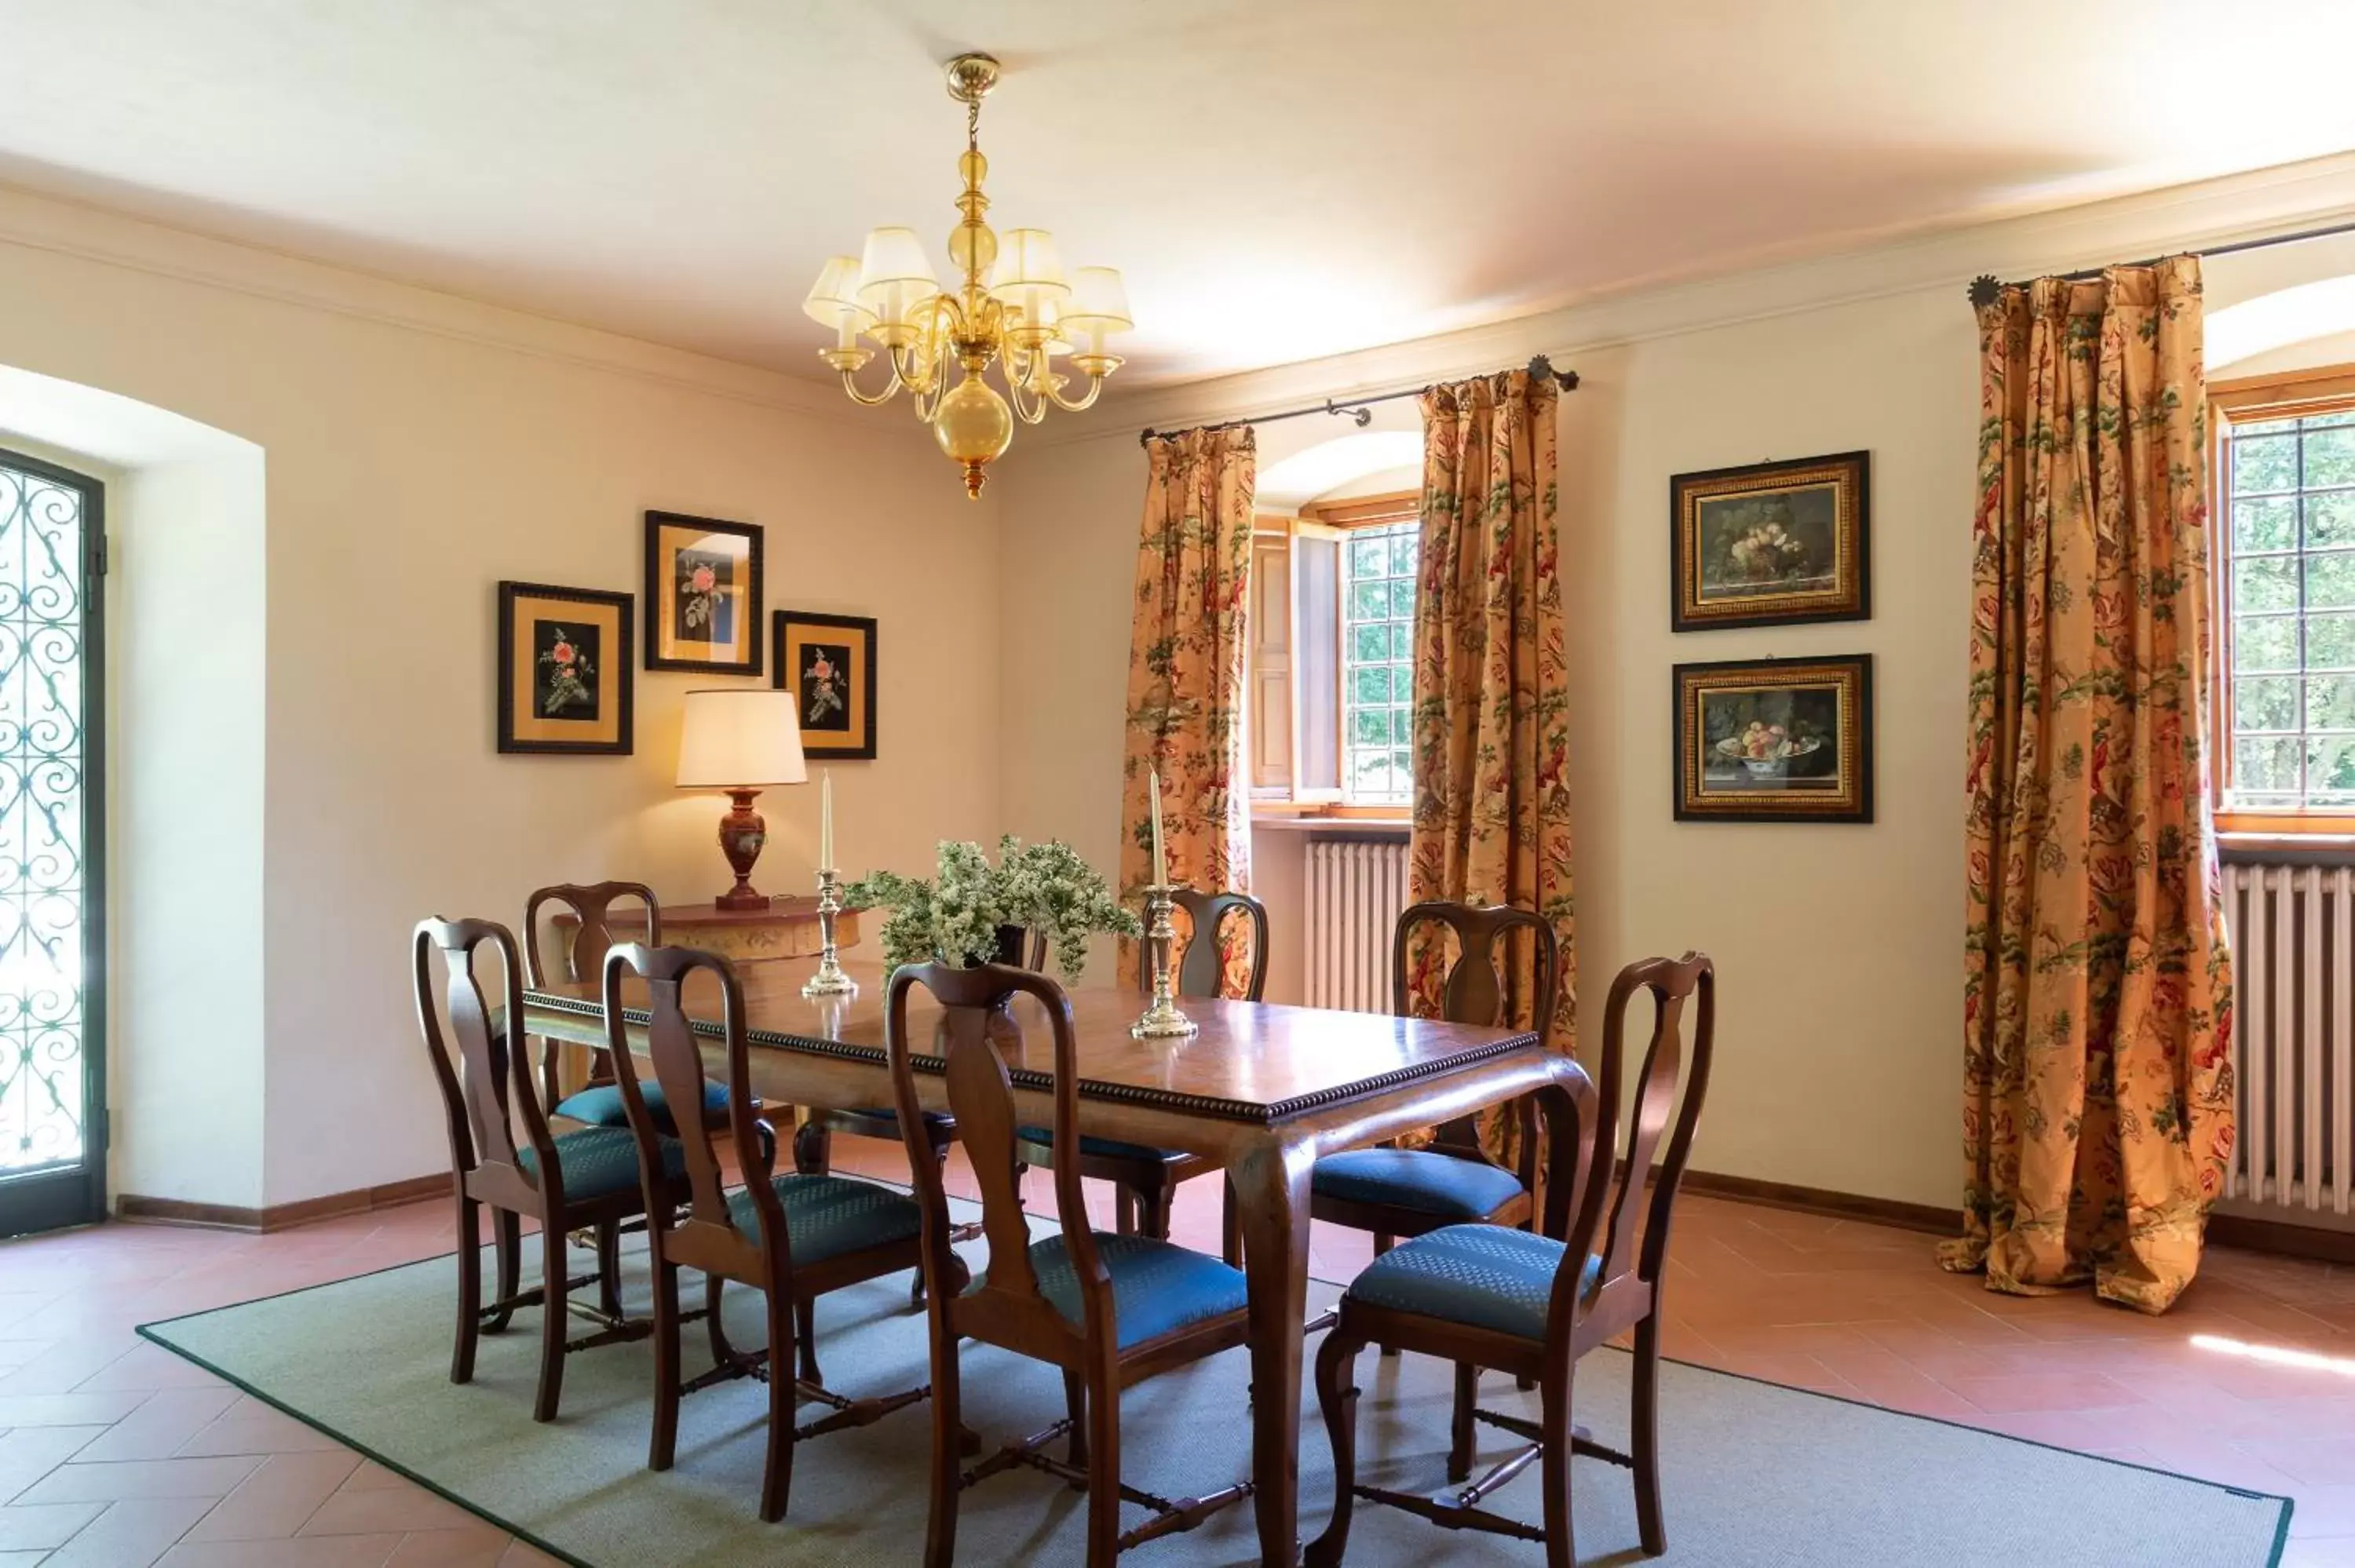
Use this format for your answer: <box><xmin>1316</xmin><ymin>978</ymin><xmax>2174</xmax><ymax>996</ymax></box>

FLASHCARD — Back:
<box><xmin>140</xmin><ymin>1200</ymin><xmax>2291</xmax><ymax>1566</ymax></box>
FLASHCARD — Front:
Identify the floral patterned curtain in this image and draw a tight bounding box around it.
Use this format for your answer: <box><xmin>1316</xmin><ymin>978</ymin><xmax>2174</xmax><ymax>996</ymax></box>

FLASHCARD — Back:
<box><xmin>1119</xmin><ymin>427</ymin><xmax>1257</xmax><ymax>990</ymax></box>
<box><xmin>1941</xmin><ymin>257</ymin><xmax>2236</xmax><ymax>1315</ymax></box>
<box><xmin>1406</xmin><ymin>370</ymin><xmax>1574</xmax><ymax>1163</ymax></box>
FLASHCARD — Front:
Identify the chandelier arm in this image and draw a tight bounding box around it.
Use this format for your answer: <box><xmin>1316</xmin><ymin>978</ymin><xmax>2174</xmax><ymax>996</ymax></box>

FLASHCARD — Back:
<box><xmin>1005</xmin><ymin>368</ymin><xmax>1050</xmax><ymax>425</ymax></box>
<box><xmin>1042</xmin><ymin>372</ymin><xmax>1108</xmax><ymax>414</ymax></box>
<box><xmin>836</xmin><ymin>356</ymin><xmax>905</xmax><ymax>407</ymax></box>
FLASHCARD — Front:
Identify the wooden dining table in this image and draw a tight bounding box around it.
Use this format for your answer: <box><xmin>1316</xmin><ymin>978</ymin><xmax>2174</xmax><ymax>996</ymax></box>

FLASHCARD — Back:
<box><xmin>519</xmin><ymin>952</ymin><xmax>1590</xmax><ymax>1566</ymax></box>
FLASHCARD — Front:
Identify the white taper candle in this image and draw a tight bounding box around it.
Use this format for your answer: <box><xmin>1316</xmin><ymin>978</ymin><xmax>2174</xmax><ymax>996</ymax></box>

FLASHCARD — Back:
<box><xmin>1149</xmin><ymin>765</ymin><xmax>1167</xmax><ymax>887</ymax></box>
<box><xmin>820</xmin><ymin>768</ymin><xmax>834</xmax><ymax>870</ymax></box>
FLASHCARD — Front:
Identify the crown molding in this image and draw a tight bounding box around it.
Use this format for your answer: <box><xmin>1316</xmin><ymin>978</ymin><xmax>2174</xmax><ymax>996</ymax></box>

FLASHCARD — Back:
<box><xmin>0</xmin><ymin>181</ymin><xmax>882</xmax><ymax>426</ymax></box>
<box><xmin>1047</xmin><ymin>149</ymin><xmax>2355</xmax><ymax>451</ymax></box>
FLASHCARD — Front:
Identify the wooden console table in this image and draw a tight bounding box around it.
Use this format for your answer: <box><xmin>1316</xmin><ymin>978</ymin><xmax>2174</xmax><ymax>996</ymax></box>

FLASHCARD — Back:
<box><xmin>556</xmin><ymin>896</ymin><xmax>860</xmax><ymax>965</ymax></box>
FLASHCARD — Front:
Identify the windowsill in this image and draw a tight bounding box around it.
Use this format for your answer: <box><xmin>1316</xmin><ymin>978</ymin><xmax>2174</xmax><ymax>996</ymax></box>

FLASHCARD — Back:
<box><xmin>2218</xmin><ymin>829</ymin><xmax>2355</xmax><ymax>863</ymax></box>
<box><xmin>1251</xmin><ymin>811</ymin><xmax>1411</xmax><ymax>836</ymax></box>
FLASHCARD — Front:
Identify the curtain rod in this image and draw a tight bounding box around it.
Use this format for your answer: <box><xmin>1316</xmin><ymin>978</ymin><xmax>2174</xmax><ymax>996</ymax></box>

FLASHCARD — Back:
<box><xmin>1967</xmin><ymin>215</ymin><xmax>2355</xmax><ymax>307</ymax></box>
<box><xmin>1137</xmin><ymin>354</ymin><xmax>1579</xmax><ymax>447</ymax></box>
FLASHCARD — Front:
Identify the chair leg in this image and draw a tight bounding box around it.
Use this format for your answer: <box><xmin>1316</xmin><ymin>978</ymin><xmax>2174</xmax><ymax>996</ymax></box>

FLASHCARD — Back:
<box><xmin>1084</xmin><ymin>1369</ymin><xmax>1122</xmax><ymax>1568</ymax></box>
<box><xmin>648</xmin><ymin>1259</ymin><xmax>681</xmax><ymax>1471</ymax></box>
<box><xmin>923</xmin><ymin>1326</ymin><xmax>962</xmax><ymax>1568</ymax></box>
<box><xmin>760</xmin><ymin>1289</ymin><xmax>797</xmax><ymax>1523</ymax></box>
<box><xmin>1449</xmin><ymin>1361</ymin><xmax>1478</xmax><ymax>1482</ymax></box>
<box><xmin>1633</xmin><ymin>1313</ymin><xmax>1666</xmax><ymax>1555</ymax></box>
<box><xmin>451</xmin><ymin>1194</ymin><xmax>480</xmax><ymax>1384</ymax></box>
<box><xmin>792</xmin><ymin>1119</ymin><xmax>830</xmax><ymax>1177</ymax></box>
<box><xmin>706</xmin><ymin>1272</ymin><xmax>736</xmax><ymax>1365</ymax></box>
<box><xmin>484</xmin><ymin>1208</ymin><xmax>520</xmax><ymax>1333</ymax></box>
<box><xmin>795</xmin><ymin>1296</ymin><xmax>821</xmax><ymax>1386</ymax></box>
<box><xmin>1303</xmin><ymin>1326</ymin><xmax>1365</xmax><ymax>1568</ymax></box>
<box><xmin>595</xmin><ymin>1220</ymin><xmax>623</xmax><ymax>1321</ymax></box>
<box><xmin>1220</xmin><ymin>1177</ymin><xmax>1243</xmax><ymax>1267</ymax></box>
<box><xmin>910</xmin><ymin>1141</ymin><xmax>954</xmax><ymax>1311</ymax></box>
<box><xmin>1062</xmin><ymin>1367</ymin><xmax>1089</xmax><ymax>1474</ymax></box>
<box><xmin>1539</xmin><ymin>1366</ymin><xmax>1578</xmax><ymax>1568</ymax></box>
<box><xmin>532</xmin><ymin>1223</ymin><xmax>569</xmax><ymax>1424</ymax></box>
<box><xmin>1138</xmin><ymin>1178</ymin><xmax>1174</xmax><ymax>1242</ymax></box>
<box><xmin>1115</xmin><ymin>1187</ymin><xmax>1137</xmax><ymax>1237</ymax></box>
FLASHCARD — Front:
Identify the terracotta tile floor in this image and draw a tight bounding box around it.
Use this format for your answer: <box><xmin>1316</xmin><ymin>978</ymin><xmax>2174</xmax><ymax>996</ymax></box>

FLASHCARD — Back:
<box><xmin>2</xmin><ymin>1146</ymin><xmax>2351</xmax><ymax>1566</ymax></box>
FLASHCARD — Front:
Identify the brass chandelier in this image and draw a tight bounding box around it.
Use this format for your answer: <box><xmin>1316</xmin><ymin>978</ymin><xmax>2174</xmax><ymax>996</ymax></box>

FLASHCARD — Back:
<box><xmin>801</xmin><ymin>53</ymin><xmax>1134</xmax><ymax>498</ymax></box>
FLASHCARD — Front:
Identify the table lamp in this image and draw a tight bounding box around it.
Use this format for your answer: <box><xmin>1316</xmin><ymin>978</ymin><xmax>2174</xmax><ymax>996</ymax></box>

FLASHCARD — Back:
<box><xmin>676</xmin><ymin>689</ymin><xmax>807</xmax><ymax>911</ymax></box>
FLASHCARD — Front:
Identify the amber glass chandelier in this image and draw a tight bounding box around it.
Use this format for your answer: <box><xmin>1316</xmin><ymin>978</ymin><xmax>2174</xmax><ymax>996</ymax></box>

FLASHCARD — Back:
<box><xmin>801</xmin><ymin>53</ymin><xmax>1134</xmax><ymax>498</ymax></box>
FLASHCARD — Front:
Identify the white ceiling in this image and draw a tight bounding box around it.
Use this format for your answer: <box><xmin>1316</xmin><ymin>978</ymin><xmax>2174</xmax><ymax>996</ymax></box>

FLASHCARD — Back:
<box><xmin>9</xmin><ymin>1</ymin><xmax>2355</xmax><ymax>387</ymax></box>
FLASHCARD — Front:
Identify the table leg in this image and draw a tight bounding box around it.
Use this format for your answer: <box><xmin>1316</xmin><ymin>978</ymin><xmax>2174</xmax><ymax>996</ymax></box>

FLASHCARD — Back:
<box><xmin>1232</xmin><ymin>1132</ymin><xmax>1317</xmax><ymax>1568</ymax></box>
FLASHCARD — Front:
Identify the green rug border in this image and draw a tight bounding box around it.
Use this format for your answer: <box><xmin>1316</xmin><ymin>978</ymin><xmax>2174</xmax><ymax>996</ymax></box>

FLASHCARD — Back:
<box><xmin>133</xmin><ymin>1230</ymin><xmax>2297</xmax><ymax>1568</ymax></box>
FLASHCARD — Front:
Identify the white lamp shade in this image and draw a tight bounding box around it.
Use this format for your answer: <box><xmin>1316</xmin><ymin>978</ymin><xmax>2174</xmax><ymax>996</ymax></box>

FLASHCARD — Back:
<box><xmin>1062</xmin><ymin>265</ymin><xmax>1134</xmax><ymax>332</ymax></box>
<box><xmin>801</xmin><ymin>254</ymin><xmax>872</xmax><ymax>330</ymax></box>
<box><xmin>988</xmin><ymin>228</ymin><xmax>1070</xmax><ymax>304</ymax></box>
<box><xmin>856</xmin><ymin>226</ymin><xmax>940</xmax><ymax>324</ymax></box>
<box><xmin>676</xmin><ymin>690</ymin><xmax>808</xmax><ymax>789</ymax></box>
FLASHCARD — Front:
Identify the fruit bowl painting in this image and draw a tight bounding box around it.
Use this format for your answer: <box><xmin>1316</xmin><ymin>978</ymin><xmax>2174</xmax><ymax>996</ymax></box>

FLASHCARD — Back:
<box><xmin>1714</xmin><ymin>727</ymin><xmax>1824</xmax><ymax>779</ymax></box>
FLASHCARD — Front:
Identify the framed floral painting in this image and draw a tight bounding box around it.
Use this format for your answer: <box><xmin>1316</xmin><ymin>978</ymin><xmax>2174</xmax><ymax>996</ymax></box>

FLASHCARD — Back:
<box><xmin>498</xmin><ymin>581</ymin><xmax>634</xmax><ymax>755</ymax></box>
<box><xmin>644</xmin><ymin>511</ymin><xmax>762</xmax><ymax>673</ymax></box>
<box><xmin>772</xmin><ymin>610</ymin><xmax>876</xmax><ymax>760</ymax></box>
<box><xmin>1671</xmin><ymin>450</ymin><xmax>1869</xmax><ymax>631</ymax></box>
<box><xmin>1672</xmin><ymin>654</ymin><xmax>1872</xmax><ymax>822</ymax></box>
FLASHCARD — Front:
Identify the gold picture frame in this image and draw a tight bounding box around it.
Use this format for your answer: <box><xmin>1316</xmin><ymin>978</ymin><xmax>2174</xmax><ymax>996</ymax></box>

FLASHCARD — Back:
<box><xmin>1672</xmin><ymin>450</ymin><xmax>1870</xmax><ymax>631</ymax></box>
<box><xmin>498</xmin><ymin>581</ymin><xmax>633</xmax><ymax>755</ymax></box>
<box><xmin>1673</xmin><ymin>655</ymin><xmax>1871</xmax><ymax>822</ymax></box>
<box><xmin>772</xmin><ymin>610</ymin><xmax>876</xmax><ymax>760</ymax></box>
<box><xmin>644</xmin><ymin>511</ymin><xmax>762</xmax><ymax>673</ymax></box>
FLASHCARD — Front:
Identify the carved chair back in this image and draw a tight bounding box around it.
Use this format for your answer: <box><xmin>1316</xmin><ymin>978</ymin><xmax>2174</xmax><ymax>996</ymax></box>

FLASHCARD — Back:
<box><xmin>600</xmin><ymin>943</ymin><xmax>771</xmax><ymax>1271</ymax></box>
<box><xmin>1549</xmin><ymin>953</ymin><xmax>1714</xmax><ymax>1348</ymax></box>
<box><xmin>1390</xmin><ymin>901</ymin><xmax>1561</xmax><ymax>1157</ymax></box>
<box><xmin>1169</xmin><ymin>888</ymin><xmax>1270</xmax><ymax>1002</ymax></box>
<box><xmin>412</xmin><ymin>917</ymin><xmax>557</xmax><ymax>1191</ymax></box>
<box><xmin>887</xmin><ymin>961</ymin><xmax>1112</xmax><ymax>1351</ymax></box>
<box><xmin>522</xmin><ymin>882</ymin><xmax>660</xmax><ymax>1106</ymax></box>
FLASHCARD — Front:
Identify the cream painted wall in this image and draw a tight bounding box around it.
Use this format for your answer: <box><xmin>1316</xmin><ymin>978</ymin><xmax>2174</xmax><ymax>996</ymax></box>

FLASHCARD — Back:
<box><xmin>0</xmin><ymin>190</ymin><xmax>1001</xmax><ymax>1206</ymax></box>
<box><xmin>995</xmin><ymin>165</ymin><xmax>2355</xmax><ymax>1211</ymax></box>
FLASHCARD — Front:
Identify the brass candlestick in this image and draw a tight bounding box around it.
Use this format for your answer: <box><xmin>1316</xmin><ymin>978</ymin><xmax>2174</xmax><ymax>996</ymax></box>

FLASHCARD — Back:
<box><xmin>1130</xmin><ymin>883</ymin><xmax>1196</xmax><ymax>1039</ymax></box>
<box><xmin>801</xmin><ymin>869</ymin><xmax>856</xmax><ymax>998</ymax></box>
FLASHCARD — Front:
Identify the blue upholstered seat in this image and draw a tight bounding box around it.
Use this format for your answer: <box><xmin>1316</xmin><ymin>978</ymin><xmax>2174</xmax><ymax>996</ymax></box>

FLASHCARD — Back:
<box><xmin>1311</xmin><ymin>1147</ymin><xmax>1525</xmax><ymax>1220</ymax></box>
<box><xmin>514</xmin><ymin>1126</ymin><xmax>683</xmax><ymax>1200</ymax></box>
<box><xmin>551</xmin><ymin>1078</ymin><xmax>728</xmax><ymax>1132</ymax></box>
<box><xmin>1344</xmin><ymin>1223</ymin><xmax>1600</xmax><ymax>1341</ymax></box>
<box><xmin>1015</xmin><ymin>1126</ymin><xmax>1180</xmax><ymax>1163</ymax></box>
<box><xmin>725</xmin><ymin>1174</ymin><xmax>923</xmax><ymax>1266</ymax></box>
<box><xmin>977</xmin><ymin>1232</ymin><xmax>1247</xmax><ymax>1350</ymax></box>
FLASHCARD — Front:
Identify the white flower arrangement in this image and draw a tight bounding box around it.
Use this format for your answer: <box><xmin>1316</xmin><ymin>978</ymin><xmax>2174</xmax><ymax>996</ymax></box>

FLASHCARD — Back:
<box><xmin>843</xmin><ymin>836</ymin><xmax>1141</xmax><ymax>980</ymax></box>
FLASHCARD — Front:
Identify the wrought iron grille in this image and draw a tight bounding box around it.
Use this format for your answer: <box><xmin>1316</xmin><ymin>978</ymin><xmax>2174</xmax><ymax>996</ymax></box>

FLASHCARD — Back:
<box><xmin>0</xmin><ymin>457</ymin><xmax>90</xmax><ymax>1180</ymax></box>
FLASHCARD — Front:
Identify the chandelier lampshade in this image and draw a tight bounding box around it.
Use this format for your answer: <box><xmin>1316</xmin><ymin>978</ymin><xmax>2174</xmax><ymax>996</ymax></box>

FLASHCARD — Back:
<box><xmin>807</xmin><ymin>53</ymin><xmax>1133</xmax><ymax>498</ymax></box>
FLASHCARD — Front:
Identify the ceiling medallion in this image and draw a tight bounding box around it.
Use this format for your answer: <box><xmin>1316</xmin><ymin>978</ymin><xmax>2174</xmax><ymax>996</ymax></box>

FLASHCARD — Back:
<box><xmin>801</xmin><ymin>52</ymin><xmax>1134</xmax><ymax>498</ymax></box>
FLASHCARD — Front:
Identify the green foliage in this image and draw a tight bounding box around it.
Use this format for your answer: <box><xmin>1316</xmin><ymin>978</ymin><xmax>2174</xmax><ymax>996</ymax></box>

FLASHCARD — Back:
<box><xmin>842</xmin><ymin>837</ymin><xmax>1140</xmax><ymax>981</ymax></box>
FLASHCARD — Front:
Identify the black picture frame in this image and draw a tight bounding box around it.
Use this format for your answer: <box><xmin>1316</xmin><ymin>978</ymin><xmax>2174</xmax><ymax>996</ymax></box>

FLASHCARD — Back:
<box><xmin>772</xmin><ymin>609</ymin><xmax>878</xmax><ymax>760</ymax></box>
<box><xmin>498</xmin><ymin>581</ymin><xmax>635</xmax><ymax>756</ymax></box>
<box><xmin>1672</xmin><ymin>654</ymin><xmax>1873</xmax><ymax>823</ymax></box>
<box><xmin>643</xmin><ymin>510</ymin><xmax>763</xmax><ymax>674</ymax></box>
<box><xmin>1670</xmin><ymin>450</ymin><xmax>1871</xmax><ymax>632</ymax></box>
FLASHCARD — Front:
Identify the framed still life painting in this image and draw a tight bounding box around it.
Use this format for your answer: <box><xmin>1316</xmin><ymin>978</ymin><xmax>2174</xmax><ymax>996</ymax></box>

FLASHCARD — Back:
<box><xmin>498</xmin><ymin>582</ymin><xmax>634</xmax><ymax>755</ymax></box>
<box><xmin>772</xmin><ymin>610</ymin><xmax>877</xmax><ymax>760</ymax></box>
<box><xmin>1672</xmin><ymin>654</ymin><xmax>1872</xmax><ymax>823</ymax></box>
<box><xmin>644</xmin><ymin>510</ymin><xmax>763</xmax><ymax>673</ymax></box>
<box><xmin>1671</xmin><ymin>450</ymin><xmax>1869</xmax><ymax>632</ymax></box>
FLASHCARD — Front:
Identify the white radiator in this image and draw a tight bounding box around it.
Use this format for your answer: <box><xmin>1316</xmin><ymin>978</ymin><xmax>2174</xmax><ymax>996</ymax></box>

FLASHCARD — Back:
<box><xmin>1305</xmin><ymin>837</ymin><xmax>1411</xmax><ymax>1012</ymax></box>
<box><xmin>2222</xmin><ymin>862</ymin><xmax>2354</xmax><ymax>1219</ymax></box>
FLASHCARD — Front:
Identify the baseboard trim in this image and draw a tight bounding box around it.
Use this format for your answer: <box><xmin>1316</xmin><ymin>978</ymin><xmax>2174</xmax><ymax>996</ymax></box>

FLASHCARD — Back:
<box><xmin>1684</xmin><ymin>1169</ymin><xmax>2355</xmax><ymax>1266</ymax></box>
<box><xmin>1682</xmin><ymin>1169</ymin><xmax>1958</xmax><ymax>1235</ymax></box>
<box><xmin>117</xmin><ymin>1174</ymin><xmax>445</xmax><ymax>1234</ymax></box>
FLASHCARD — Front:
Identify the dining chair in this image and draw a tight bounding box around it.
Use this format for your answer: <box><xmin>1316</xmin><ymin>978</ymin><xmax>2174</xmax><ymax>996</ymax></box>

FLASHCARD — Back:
<box><xmin>603</xmin><ymin>940</ymin><xmax>933</xmax><ymax>1523</ymax></box>
<box><xmin>1013</xmin><ymin>888</ymin><xmax>1265</xmax><ymax>1259</ymax></box>
<box><xmin>1305</xmin><ymin>953</ymin><xmax>1714</xmax><ymax>1567</ymax></box>
<box><xmin>793</xmin><ymin>924</ymin><xmax>1042</xmax><ymax>1300</ymax></box>
<box><xmin>412</xmin><ymin>917</ymin><xmax>677</xmax><ymax>1424</ymax></box>
<box><xmin>521</xmin><ymin>881</ymin><xmax>738</xmax><ymax>1136</ymax></box>
<box><xmin>1309</xmin><ymin>902</ymin><xmax>1559</xmax><ymax>1264</ymax></box>
<box><xmin>888</xmin><ymin>959</ymin><xmax>1254</xmax><ymax>1566</ymax></box>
